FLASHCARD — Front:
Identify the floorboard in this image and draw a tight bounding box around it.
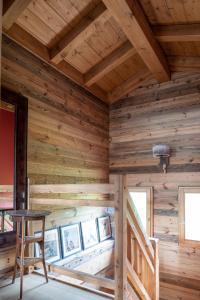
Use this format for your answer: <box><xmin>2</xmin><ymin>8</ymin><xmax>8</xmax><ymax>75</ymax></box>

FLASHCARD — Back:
<box><xmin>0</xmin><ymin>273</ymin><xmax>111</xmax><ymax>300</ymax></box>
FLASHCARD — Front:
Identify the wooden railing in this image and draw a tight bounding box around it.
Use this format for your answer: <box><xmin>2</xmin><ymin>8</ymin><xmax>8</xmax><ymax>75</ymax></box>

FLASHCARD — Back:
<box><xmin>27</xmin><ymin>175</ymin><xmax>159</xmax><ymax>300</ymax></box>
<box><xmin>126</xmin><ymin>193</ymin><xmax>159</xmax><ymax>300</ymax></box>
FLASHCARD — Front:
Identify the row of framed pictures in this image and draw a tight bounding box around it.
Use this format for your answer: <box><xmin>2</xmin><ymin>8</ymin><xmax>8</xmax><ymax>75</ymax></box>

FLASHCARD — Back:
<box><xmin>34</xmin><ymin>216</ymin><xmax>112</xmax><ymax>263</ymax></box>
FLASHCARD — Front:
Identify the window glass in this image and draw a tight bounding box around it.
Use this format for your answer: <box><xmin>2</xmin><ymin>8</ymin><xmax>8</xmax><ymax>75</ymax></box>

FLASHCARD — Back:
<box><xmin>185</xmin><ymin>193</ymin><xmax>200</xmax><ymax>241</ymax></box>
<box><xmin>129</xmin><ymin>192</ymin><xmax>147</xmax><ymax>231</ymax></box>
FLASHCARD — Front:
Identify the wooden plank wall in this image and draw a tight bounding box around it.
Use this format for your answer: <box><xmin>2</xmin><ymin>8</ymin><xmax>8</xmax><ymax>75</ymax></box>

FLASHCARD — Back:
<box><xmin>110</xmin><ymin>73</ymin><xmax>200</xmax><ymax>300</ymax></box>
<box><xmin>0</xmin><ymin>35</ymin><xmax>109</xmax><ymax>274</ymax></box>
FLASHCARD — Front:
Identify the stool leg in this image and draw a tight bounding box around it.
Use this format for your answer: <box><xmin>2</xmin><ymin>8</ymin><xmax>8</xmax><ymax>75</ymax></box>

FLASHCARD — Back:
<box><xmin>12</xmin><ymin>243</ymin><xmax>19</xmax><ymax>284</ymax></box>
<box><xmin>20</xmin><ymin>218</ymin><xmax>25</xmax><ymax>300</ymax></box>
<box><xmin>41</xmin><ymin>242</ymin><xmax>48</xmax><ymax>283</ymax></box>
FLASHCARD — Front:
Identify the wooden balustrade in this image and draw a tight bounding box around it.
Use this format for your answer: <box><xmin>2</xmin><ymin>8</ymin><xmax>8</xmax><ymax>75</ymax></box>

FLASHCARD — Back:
<box><xmin>28</xmin><ymin>175</ymin><xmax>159</xmax><ymax>300</ymax></box>
<box><xmin>126</xmin><ymin>191</ymin><xmax>159</xmax><ymax>300</ymax></box>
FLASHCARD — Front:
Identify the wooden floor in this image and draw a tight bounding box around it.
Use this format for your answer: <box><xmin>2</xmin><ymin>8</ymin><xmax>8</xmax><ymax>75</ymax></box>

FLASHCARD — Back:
<box><xmin>0</xmin><ymin>274</ymin><xmax>111</xmax><ymax>300</ymax></box>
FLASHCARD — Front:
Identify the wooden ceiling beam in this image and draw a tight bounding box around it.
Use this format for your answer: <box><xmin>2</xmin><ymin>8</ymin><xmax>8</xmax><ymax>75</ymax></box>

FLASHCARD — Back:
<box><xmin>50</xmin><ymin>2</ymin><xmax>110</xmax><ymax>64</ymax></box>
<box><xmin>2</xmin><ymin>0</ymin><xmax>32</xmax><ymax>31</ymax></box>
<box><xmin>108</xmin><ymin>68</ymin><xmax>153</xmax><ymax>103</ymax></box>
<box><xmin>168</xmin><ymin>56</ymin><xmax>200</xmax><ymax>72</ymax></box>
<box><xmin>4</xmin><ymin>26</ymin><xmax>108</xmax><ymax>103</ymax></box>
<box><xmin>153</xmin><ymin>24</ymin><xmax>200</xmax><ymax>42</ymax></box>
<box><xmin>102</xmin><ymin>0</ymin><xmax>170</xmax><ymax>82</ymax></box>
<box><xmin>84</xmin><ymin>41</ymin><xmax>137</xmax><ymax>87</ymax></box>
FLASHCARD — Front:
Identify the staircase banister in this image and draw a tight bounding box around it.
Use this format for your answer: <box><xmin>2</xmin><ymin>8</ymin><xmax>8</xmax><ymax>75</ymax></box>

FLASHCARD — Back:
<box><xmin>127</xmin><ymin>194</ymin><xmax>154</xmax><ymax>261</ymax></box>
<box><xmin>127</xmin><ymin>211</ymin><xmax>155</xmax><ymax>274</ymax></box>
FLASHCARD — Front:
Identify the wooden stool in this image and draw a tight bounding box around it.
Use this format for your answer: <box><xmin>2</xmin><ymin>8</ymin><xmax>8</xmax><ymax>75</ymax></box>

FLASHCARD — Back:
<box><xmin>8</xmin><ymin>210</ymin><xmax>51</xmax><ymax>299</ymax></box>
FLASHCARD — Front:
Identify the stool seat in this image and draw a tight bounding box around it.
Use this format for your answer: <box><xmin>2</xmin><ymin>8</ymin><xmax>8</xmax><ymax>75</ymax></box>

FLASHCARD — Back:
<box><xmin>16</xmin><ymin>257</ymin><xmax>43</xmax><ymax>267</ymax></box>
<box><xmin>8</xmin><ymin>209</ymin><xmax>51</xmax><ymax>299</ymax></box>
<box><xmin>18</xmin><ymin>235</ymin><xmax>44</xmax><ymax>244</ymax></box>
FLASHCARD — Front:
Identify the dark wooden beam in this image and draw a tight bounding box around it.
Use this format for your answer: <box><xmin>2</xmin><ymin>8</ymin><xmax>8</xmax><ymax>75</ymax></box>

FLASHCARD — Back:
<box><xmin>102</xmin><ymin>0</ymin><xmax>170</xmax><ymax>82</ymax></box>
<box><xmin>110</xmin><ymin>164</ymin><xmax>200</xmax><ymax>174</ymax></box>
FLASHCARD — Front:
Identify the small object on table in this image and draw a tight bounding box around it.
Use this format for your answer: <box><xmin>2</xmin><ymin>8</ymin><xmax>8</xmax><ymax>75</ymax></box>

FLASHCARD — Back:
<box><xmin>8</xmin><ymin>209</ymin><xmax>51</xmax><ymax>300</ymax></box>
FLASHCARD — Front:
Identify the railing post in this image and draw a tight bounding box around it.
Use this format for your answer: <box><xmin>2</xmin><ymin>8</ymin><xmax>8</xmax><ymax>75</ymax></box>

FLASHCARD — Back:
<box><xmin>150</xmin><ymin>238</ymin><xmax>159</xmax><ymax>300</ymax></box>
<box><xmin>110</xmin><ymin>174</ymin><xmax>127</xmax><ymax>300</ymax></box>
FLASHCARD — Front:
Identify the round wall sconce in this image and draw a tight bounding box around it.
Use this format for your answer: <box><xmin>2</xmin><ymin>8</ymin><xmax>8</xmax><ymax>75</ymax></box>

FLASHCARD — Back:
<box><xmin>152</xmin><ymin>144</ymin><xmax>170</xmax><ymax>173</ymax></box>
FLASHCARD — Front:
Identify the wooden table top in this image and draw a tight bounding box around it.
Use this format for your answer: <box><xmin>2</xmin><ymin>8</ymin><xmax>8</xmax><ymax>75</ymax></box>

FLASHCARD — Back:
<box><xmin>7</xmin><ymin>209</ymin><xmax>51</xmax><ymax>218</ymax></box>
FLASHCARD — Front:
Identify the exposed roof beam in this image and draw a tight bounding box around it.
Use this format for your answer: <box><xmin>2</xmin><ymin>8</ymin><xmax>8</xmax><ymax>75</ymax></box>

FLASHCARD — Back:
<box><xmin>2</xmin><ymin>0</ymin><xmax>31</xmax><ymax>31</ymax></box>
<box><xmin>5</xmin><ymin>24</ymin><xmax>50</xmax><ymax>61</ymax></box>
<box><xmin>84</xmin><ymin>41</ymin><xmax>137</xmax><ymax>87</ymax></box>
<box><xmin>108</xmin><ymin>68</ymin><xmax>153</xmax><ymax>103</ymax></box>
<box><xmin>153</xmin><ymin>24</ymin><xmax>200</xmax><ymax>42</ymax></box>
<box><xmin>168</xmin><ymin>56</ymin><xmax>200</xmax><ymax>72</ymax></box>
<box><xmin>102</xmin><ymin>0</ymin><xmax>170</xmax><ymax>82</ymax></box>
<box><xmin>4</xmin><ymin>26</ymin><xmax>108</xmax><ymax>103</ymax></box>
<box><xmin>50</xmin><ymin>2</ymin><xmax>110</xmax><ymax>64</ymax></box>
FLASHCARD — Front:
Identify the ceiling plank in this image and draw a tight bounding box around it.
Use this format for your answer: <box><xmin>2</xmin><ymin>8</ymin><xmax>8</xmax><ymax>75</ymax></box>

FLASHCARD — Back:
<box><xmin>102</xmin><ymin>0</ymin><xmax>170</xmax><ymax>82</ymax></box>
<box><xmin>50</xmin><ymin>2</ymin><xmax>110</xmax><ymax>64</ymax></box>
<box><xmin>4</xmin><ymin>26</ymin><xmax>108</xmax><ymax>103</ymax></box>
<box><xmin>168</xmin><ymin>56</ymin><xmax>200</xmax><ymax>72</ymax></box>
<box><xmin>108</xmin><ymin>68</ymin><xmax>153</xmax><ymax>103</ymax></box>
<box><xmin>84</xmin><ymin>41</ymin><xmax>136</xmax><ymax>87</ymax></box>
<box><xmin>2</xmin><ymin>0</ymin><xmax>32</xmax><ymax>31</ymax></box>
<box><xmin>153</xmin><ymin>24</ymin><xmax>200</xmax><ymax>42</ymax></box>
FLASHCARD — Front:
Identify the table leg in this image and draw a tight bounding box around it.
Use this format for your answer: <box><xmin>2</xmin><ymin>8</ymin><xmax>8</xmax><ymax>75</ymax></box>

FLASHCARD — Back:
<box><xmin>12</xmin><ymin>222</ymin><xmax>20</xmax><ymax>284</ymax></box>
<box><xmin>41</xmin><ymin>217</ymin><xmax>48</xmax><ymax>283</ymax></box>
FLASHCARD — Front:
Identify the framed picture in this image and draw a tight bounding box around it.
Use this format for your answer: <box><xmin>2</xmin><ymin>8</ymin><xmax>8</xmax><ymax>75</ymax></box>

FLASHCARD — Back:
<box><xmin>60</xmin><ymin>224</ymin><xmax>82</xmax><ymax>258</ymax></box>
<box><xmin>97</xmin><ymin>216</ymin><xmax>112</xmax><ymax>242</ymax></box>
<box><xmin>34</xmin><ymin>228</ymin><xmax>61</xmax><ymax>263</ymax></box>
<box><xmin>81</xmin><ymin>219</ymin><xmax>99</xmax><ymax>249</ymax></box>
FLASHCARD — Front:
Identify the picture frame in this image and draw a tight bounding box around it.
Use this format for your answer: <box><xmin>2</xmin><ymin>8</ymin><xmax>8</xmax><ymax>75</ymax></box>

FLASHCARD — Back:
<box><xmin>34</xmin><ymin>228</ymin><xmax>61</xmax><ymax>263</ymax></box>
<box><xmin>81</xmin><ymin>219</ymin><xmax>99</xmax><ymax>249</ymax></box>
<box><xmin>97</xmin><ymin>216</ymin><xmax>112</xmax><ymax>242</ymax></box>
<box><xmin>60</xmin><ymin>223</ymin><xmax>82</xmax><ymax>258</ymax></box>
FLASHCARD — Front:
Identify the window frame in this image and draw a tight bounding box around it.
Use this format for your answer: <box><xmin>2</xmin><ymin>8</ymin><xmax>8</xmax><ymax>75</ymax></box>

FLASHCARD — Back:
<box><xmin>128</xmin><ymin>187</ymin><xmax>153</xmax><ymax>236</ymax></box>
<box><xmin>0</xmin><ymin>87</ymin><xmax>28</xmax><ymax>248</ymax></box>
<box><xmin>179</xmin><ymin>187</ymin><xmax>200</xmax><ymax>247</ymax></box>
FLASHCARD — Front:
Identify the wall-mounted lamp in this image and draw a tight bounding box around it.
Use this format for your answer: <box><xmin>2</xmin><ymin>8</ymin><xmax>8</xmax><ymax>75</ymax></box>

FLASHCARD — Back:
<box><xmin>152</xmin><ymin>144</ymin><xmax>170</xmax><ymax>173</ymax></box>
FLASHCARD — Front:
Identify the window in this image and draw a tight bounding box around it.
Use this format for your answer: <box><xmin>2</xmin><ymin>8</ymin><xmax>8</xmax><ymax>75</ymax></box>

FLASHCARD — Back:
<box><xmin>128</xmin><ymin>187</ymin><xmax>153</xmax><ymax>236</ymax></box>
<box><xmin>179</xmin><ymin>187</ymin><xmax>200</xmax><ymax>246</ymax></box>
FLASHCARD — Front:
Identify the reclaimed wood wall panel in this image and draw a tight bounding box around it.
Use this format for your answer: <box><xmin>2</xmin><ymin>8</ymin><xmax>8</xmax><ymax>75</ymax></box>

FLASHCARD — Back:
<box><xmin>110</xmin><ymin>72</ymin><xmax>200</xmax><ymax>173</ymax></box>
<box><xmin>110</xmin><ymin>74</ymin><xmax>200</xmax><ymax>299</ymax></box>
<box><xmin>1</xmin><ymin>35</ymin><xmax>109</xmax><ymax>273</ymax></box>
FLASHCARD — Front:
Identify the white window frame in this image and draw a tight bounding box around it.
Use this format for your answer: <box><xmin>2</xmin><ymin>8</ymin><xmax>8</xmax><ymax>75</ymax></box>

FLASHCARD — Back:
<box><xmin>128</xmin><ymin>187</ymin><xmax>153</xmax><ymax>236</ymax></box>
<box><xmin>179</xmin><ymin>187</ymin><xmax>200</xmax><ymax>246</ymax></box>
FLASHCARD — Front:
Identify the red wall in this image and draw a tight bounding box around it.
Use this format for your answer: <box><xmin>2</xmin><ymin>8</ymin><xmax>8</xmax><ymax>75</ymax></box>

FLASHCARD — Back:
<box><xmin>0</xmin><ymin>108</ymin><xmax>15</xmax><ymax>185</ymax></box>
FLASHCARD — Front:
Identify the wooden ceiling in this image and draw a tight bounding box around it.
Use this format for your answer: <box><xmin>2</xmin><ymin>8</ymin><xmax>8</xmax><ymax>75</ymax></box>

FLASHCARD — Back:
<box><xmin>2</xmin><ymin>0</ymin><xmax>200</xmax><ymax>104</ymax></box>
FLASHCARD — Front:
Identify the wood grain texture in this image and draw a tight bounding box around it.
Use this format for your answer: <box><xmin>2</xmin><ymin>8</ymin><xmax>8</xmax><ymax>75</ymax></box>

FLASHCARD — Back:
<box><xmin>102</xmin><ymin>0</ymin><xmax>170</xmax><ymax>82</ymax></box>
<box><xmin>110</xmin><ymin>73</ymin><xmax>200</xmax><ymax>299</ymax></box>
<box><xmin>2</xmin><ymin>0</ymin><xmax>32</xmax><ymax>31</ymax></box>
<box><xmin>110</xmin><ymin>72</ymin><xmax>200</xmax><ymax>172</ymax></box>
<box><xmin>1</xmin><ymin>35</ymin><xmax>109</xmax><ymax>273</ymax></box>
